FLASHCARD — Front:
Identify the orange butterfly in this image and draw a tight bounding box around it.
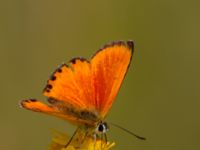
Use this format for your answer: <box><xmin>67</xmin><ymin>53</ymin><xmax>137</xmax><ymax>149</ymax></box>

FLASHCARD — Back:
<box><xmin>20</xmin><ymin>41</ymin><xmax>140</xmax><ymax>147</ymax></box>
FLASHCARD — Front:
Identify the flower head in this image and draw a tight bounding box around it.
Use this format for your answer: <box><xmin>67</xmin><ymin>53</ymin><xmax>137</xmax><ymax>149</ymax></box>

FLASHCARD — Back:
<box><xmin>49</xmin><ymin>130</ymin><xmax>115</xmax><ymax>150</ymax></box>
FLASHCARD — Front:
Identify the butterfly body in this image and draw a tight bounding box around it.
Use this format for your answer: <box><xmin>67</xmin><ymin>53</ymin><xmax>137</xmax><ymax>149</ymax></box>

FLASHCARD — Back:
<box><xmin>20</xmin><ymin>40</ymin><xmax>134</xmax><ymax>144</ymax></box>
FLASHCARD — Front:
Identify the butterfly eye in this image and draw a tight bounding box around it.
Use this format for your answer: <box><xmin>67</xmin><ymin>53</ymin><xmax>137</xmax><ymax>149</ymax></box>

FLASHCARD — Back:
<box><xmin>97</xmin><ymin>122</ymin><xmax>109</xmax><ymax>133</ymax></box>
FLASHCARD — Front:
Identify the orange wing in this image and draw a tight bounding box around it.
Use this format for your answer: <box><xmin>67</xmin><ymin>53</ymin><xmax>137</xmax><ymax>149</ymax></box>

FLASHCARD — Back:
<box><xmin>21</xmin><ymin>41</ymin><xmax>133</xmax><ymax>124</ymax></box>
<box><xmin>91</xmin><ymin>41</ymin><xmax>133</xmax><ymax>117</ymax></box>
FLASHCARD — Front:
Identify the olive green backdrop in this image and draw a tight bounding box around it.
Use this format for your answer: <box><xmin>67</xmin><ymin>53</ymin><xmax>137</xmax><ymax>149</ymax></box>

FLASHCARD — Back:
<box><xmin>1</xmin><ymin>0</ymin><xmax>200</xmax><ymax>150</ymax></box>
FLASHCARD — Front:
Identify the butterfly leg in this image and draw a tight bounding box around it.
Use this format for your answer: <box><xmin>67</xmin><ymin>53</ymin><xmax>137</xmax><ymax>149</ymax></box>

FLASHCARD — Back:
<box><xmin>93</xmin><ymin>133</ymin><xmax>97</xmax><ymax>150</ymax></box>
<box><xmin>78</xmin><ymin>130</ymin><xmax>89</xmax><ymax>149</ymax></box>
<box><xmin>100</xmin><ymin>133</ymin><xmax>108</xmax><ymax>150</ymax></box>
<box><xmin>103</xmin><ymin>133</ymin><xmax>108</xmax><ymax>150</ymax></box>
<box><xmin>64</xmin><ymin>127</ymin><xmax>79</xmax><ymax>148</ymax></box>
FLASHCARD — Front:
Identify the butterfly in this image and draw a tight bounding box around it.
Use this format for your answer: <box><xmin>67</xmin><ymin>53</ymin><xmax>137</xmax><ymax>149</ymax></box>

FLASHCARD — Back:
<box><xmin>20</xmin><ymin>40</ymin><xmax>140</xmax><ymax>148</ymax></box>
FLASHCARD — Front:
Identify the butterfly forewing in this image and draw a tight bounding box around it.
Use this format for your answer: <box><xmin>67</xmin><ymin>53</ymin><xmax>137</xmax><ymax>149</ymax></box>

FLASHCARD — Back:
<box><xmin>91</xmin><ymin>41</ymin><xmax>133</xmax><ymax>117</ymax></box>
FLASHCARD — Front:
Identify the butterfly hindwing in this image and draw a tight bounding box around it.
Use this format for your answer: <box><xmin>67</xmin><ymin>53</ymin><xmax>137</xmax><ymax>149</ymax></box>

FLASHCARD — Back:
<box><xmin>20</xmin><ymin>99</ymin><xmax>97</xmax><ymax>125</ymax></box>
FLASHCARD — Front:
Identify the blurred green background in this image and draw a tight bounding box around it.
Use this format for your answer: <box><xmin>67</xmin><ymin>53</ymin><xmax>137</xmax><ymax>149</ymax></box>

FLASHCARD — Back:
<box><xmin>1</xmin><ymin>0</ymin><xmax>200</xmax><ymax>150</ymax></box>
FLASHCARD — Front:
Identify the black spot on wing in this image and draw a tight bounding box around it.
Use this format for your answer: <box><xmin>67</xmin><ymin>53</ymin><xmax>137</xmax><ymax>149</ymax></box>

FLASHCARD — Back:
<box><xmin>46</xmin><ymin>84</ymin><xmax>52</xmax><ymax>89</ymax></box>
<box><xmin>43</xmin><ymin>84</ymin><xmax>53</xmax><ymax>93</ymax></box>
<box><xmin>55</xmin><ymin>63</ymin><xmax>67</xmax><ymax>73</ymax></box>
<box><xmin>69</xmin><ymin>57</ymin><xmax>89</xmax><ymax>64</ymax></box>
<box><xmin>45</xmin><ymin>89</ymin><xmax>50</xmax><ymax>93</ymax></box>
<box><xmin>47</xmin><ymin>98</ymin><xmax>58</xmax><ymax>104</ymax></box>
<box><xmin>50</xmin><ymin>75</ymin><xmax>56</xmax><ymax>81</ymax></box>
<box><xmin>30</xmin><ymin>99</ymin><xmax>37</xmax><ymax>102</ymax></box>
<box><xmin>49</xmin><ymin>64</ymin><xmax>68</xmax><ymax>82</ymax></box>
<box><xmin>52</xmin><ymin>63</ymin><xmax>68</xmax><ymax>77</ymax></box>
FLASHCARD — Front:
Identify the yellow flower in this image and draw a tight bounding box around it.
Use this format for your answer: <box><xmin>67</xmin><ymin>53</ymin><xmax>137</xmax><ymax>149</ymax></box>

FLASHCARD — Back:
<box><xmin>49</xmin><ymin>130</ymin><xmax>115</xmax><ymax>150</ymax></box>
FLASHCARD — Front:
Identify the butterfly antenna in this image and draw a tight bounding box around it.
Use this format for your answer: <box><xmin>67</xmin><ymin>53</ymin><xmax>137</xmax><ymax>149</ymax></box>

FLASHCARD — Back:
<box><xmin>109</xmin><ymin>122</ymin><xmax>146</xmax><ymax>140</ymax></box>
